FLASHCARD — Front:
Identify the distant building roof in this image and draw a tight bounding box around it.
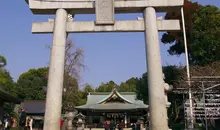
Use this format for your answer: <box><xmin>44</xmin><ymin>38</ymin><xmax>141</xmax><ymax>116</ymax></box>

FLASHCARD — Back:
<box><xmin>0</xmin><ymin>88</ymin><xmax>21</xmax><ymax>104</ymax></box>
<box><xmin>76</xmin><ymin>88</ymin><xmax>148</xmax><ymax>110</ymax></box>
<box><xmin>22</xmin><ymin>100</ymin><xmax>45</xmax><ymax>114</ymax></box>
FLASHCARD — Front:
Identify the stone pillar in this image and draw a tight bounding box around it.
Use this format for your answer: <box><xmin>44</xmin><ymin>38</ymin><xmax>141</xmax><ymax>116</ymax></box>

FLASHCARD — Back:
<box><xmin>0</xmin><ymin>100</ymin><xmax>4</xmax><ymax>121</ymax></box>
<box><xmin>164</xmin><ymin>82</ymin><xmax>173</xmax><ymax>130</ymax></box>
<box><xmin>43</xmin><ymin>8</ymin><xmax>68</xmax><ymax>130</ymax></box>
<box><xmin>143</xmin><ymin>7</ymin><xmax>169</xmax><ymax>130</ymax></box>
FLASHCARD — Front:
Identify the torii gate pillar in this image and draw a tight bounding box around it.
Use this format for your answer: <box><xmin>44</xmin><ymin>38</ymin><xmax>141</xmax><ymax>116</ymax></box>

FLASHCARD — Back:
<box><xmin>43</xmin><ymin>9</ymin><xmax>68</xmax><ymax>130</ymax></box>
<box><xmin>144</xmin><ymin>7</ymin><xmax>169</xmax><ymax>130</ymax></box>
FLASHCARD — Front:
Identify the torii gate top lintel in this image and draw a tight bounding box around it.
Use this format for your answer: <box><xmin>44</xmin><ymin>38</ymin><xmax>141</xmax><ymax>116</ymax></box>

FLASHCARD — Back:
<box><xmin>27</xmin><ymin>0</ymin><xmax>183</xmax><ymax>33</ymax></box>
<box><xmin>26</xmin><ymin>0</ymin><xmax>184</xmax><ymax>15</ymax></box>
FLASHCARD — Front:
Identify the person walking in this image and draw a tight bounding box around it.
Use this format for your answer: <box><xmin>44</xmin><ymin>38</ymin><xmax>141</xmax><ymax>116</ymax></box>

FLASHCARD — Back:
<box><xmin>60</xmin><ymin>118</ymin><xmax>64</xmax><ymax>130</ymax></box>
<box><xmin>118</xmin><ymin>120</ymin><xmax>124</xmax><ymax>130</ymax></box>
<box><xmin>28</xmin><ymin>117</ymin><xmax>33</xmax><ymax>130</ymax></box>
<box><xmin>110</xmin><ymin>120</ymin><xmax>115</xmax><ymax>130</ymax></box>
<box><xmin>0</xmin><ymin>120</ymin><xmax>3</xmax><ymax>130</ymax></box>
<box><xmin>4</xmin><ymin>114</ymin><xmax>12</xmax><ymax>130</ymax></box>
<box><xmin>19</xmin><ymin>108</ymin><xmax>27</xmax><ymax>130</ymax></box>
<box><xmin>104</xmin><ymin>120</ymin><xmax>108</xmax><ymax>130</ymax></box>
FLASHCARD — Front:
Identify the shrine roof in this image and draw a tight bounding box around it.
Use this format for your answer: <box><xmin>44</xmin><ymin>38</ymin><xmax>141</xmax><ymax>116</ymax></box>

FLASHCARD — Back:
<box><xmin>0</xmin><ymin>88</ymin><xmax>21</xmax><ymax>104</ymax></box>
<box><xmin>76</xmin><ymin>103</ymin><xmax>148</xmax><ymax>110</ymax></box>
<box><xmin>22</xmin><ymin>100</ymin><xmax>45</xmax><ymax>114</ymax></box>
<box><xmin>76</xmin><ymin>88</ymin><xmax>148</xmax><ymax>110</ymax></box>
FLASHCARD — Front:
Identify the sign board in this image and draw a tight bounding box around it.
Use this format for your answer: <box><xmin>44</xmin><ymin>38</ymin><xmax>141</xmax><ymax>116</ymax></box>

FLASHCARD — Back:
<box><xmin>95</xmin><ymin>0</ymin><xmax>114</xmax><ymax>25</ymax></box>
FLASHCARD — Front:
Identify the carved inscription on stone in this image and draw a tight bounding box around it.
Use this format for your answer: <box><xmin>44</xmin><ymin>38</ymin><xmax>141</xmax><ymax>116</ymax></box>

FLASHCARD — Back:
<box><xmin>95</xmin><ymin>0</ymin><xmax>114</xmax><ymax>24</ymax></box>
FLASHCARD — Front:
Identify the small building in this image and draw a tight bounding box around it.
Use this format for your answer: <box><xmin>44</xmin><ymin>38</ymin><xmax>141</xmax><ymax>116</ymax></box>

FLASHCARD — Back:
<box><xmin>22</xmin><ymin>100</ymin><xmax>45</xmax><ymax>129</ymax></box>
<box><xmin>76</xmin><ymin>88</ymin><xmax>148</xmax><ymax>128</ymax></box>
<box><xmin>0</xmin><ymin>88</ymin><xmax>21</xmax><ymax>121</ymax></box>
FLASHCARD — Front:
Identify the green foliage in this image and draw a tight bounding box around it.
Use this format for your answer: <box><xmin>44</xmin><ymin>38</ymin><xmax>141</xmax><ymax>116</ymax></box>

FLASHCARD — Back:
<box><xmin>0</xmin><ymin>69</ymin><xmax>16</xmax><ymax>96</ymax></box>
<box><xmin>162</xmin><ymin>66</ymin><xmax>183</xmax><ymax>85</ymax></box>
<box><xmin>161</xmin><ymin>0</ymin><xmax>200</xmax><ymax>55</ymax></box>
<box><xmin>136</xmin><ymin>73</ymin><xmax>148</xmax><ymax>104</ymax></box>
<box><xmin>0</xmin><ymin>56</ymin><xmax>18</xmax><ymax>117</ymax></box>
<box><xmin>162</xmin><ymin>66</ymin><xmax>185</xmax><ymax>125</ymax></box>
<box><xmin>118</xmin><ymin>77</ymin><xmax>138</xmax><ymax>92</ymax></box>
<box><xmin>80</xmin><ymin>84</ymin><xmax>95</xmax><ymax>100</ymax></box>
<box><xmin>62</xmin><ymin>91</ymin><xmax>83</xmax><ymax>112</ymax></box>
<box><xmin>16</xmin><ymin>67</ymin><xmax>48</xmax><ymax>100</ymax></box>
<box><xmin>189</xmin><ymin>5</ymin><xmax>220</xmax><ymax>65</ymax></box>
<box><xmin>162</xmin><ymin>1</ymin><xmax>220</xmax><ymax>66</ymax></box>
<box><xmin>95</xmin><ymin>81</ymin><xmax>117</xmax><ymax>92</ymax></box>
<box><xmin>0</xmin><ymin>55</ymin><xmax>7</xmax><ymax>67</ymax></box>
<box><xmin>16</xmin><ymin>67</ymin><xmax>81</xmax><ymax>112</ymax></box>
<box><xmin>171</xmin><ymin>123</ymin><xmax>185</xmax><ymax>130</ymax></box>
<box><xmin>3</xmin><ymin>103</ymin><xmax>19</xmax><ymax>119</ymax></box>
<box><xmin>0</xmin><ymin>56</ymin><xmax>15</xmax><ymax>94</ymax></box>
<box><xmin>84</xmin><ymin>84</ymin><xmax>95</xmax><ymax>93</ymax></box>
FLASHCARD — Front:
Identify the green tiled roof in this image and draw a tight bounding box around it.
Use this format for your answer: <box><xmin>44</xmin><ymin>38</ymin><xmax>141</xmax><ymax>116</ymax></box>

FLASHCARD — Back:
<box><xmin>76</xmin><ymin>103</ymin><xmax>148</xmax><ymax>110</ymax></box>
<box><xmin>76</xmin><ymin>89</ymin><xmax>148</xmax><ymax>110</ymax></box>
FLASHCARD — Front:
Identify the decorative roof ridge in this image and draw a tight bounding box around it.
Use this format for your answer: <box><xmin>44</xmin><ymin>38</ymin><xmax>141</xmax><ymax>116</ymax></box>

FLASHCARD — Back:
<box><xmin>97</xmin><ymin>88</ymin><xmax>133</xmax><ymax>104</ymax></box>
<box><xmin>89</xmin><ymin>92</ymin><xmax>136</xmax><ymax>95</ymax></box>
<box><xmin>0</xmin><ymin>87</ymin><xmax>22</xmax><ymax>103</ymax></box>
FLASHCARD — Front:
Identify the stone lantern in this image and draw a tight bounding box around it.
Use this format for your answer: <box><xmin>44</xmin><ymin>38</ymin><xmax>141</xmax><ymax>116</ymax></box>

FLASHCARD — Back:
<box><xmin>75</xmin><ymin>113</ymin><xmax>86</xmax><ymax>130</ymax></box>
<box><xmin>66</xmin><ymin>107</ymin><xmax>78</xmax><ymax>130</ymax></box>
<box><xmin>163</xmin><ymin>73</ymin><xmax>173</xmax><ymax>130</ymax></box>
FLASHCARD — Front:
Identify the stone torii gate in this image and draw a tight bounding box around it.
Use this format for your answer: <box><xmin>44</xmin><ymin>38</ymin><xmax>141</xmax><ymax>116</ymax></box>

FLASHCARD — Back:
<box><xmin>25</xmin><ymin>0</ymin><xmax>183</xmax><ymax>130</ymax></box>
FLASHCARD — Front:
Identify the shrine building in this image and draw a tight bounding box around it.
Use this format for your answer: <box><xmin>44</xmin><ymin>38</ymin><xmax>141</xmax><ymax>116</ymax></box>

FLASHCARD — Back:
<box><xmin>76</xmin><ymin>88</ymin><xmax>148</xmax><ymax>128</ymax></box>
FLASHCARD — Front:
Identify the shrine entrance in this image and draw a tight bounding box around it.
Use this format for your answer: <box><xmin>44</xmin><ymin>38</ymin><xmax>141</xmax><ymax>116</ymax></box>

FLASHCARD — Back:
<box><xmin>25</xmin><ymin>0</ymin><xmax>184</xmax><ymax>130</ymax></box>
<box><xmin>76</xmin><ymin>88</ymin><xmax>148</xmax><ymax>128</ymax></box>
<box><xmin>104</xmin><ymin>113</ymin><xmax>124</xmax><ymax>122</ymax></box>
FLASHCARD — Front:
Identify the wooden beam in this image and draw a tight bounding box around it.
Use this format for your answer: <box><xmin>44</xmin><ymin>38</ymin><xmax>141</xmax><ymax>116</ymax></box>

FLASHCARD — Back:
<box><xmin>32</xmin><ymin>20</ymin><xmax>180</xmax><ymax>33</ymax></box>
<box><xmin>27</xmin><ymin>0</ymin><xmax>184</xmax><ymax>14</ymax></box>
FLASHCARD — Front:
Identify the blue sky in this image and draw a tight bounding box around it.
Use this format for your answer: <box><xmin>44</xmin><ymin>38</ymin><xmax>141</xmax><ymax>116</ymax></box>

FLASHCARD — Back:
<box><xmin>0</xmin><ymin>0</ymin><xmax>219</xmax><ymax>88</ymax></box>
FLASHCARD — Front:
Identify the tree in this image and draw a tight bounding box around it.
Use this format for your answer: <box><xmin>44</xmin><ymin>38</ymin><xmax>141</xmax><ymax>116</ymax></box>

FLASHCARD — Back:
<box><xmin>16</xmin><ymin>39</ymin><xmax>85</xmax><ymax>112</ymax></box>
<box><xmin>118</xmin><ymin>77</ymin><xmax>138</xmax><ymax>92</ymax></box>
<box><xmin>62</xmin><ymin>39</ymin><xmax>85</xmax><ymax>111</ymax></box>
<box><xmin>0</xmin><ymin>56</ymin><xmax>16</xmax><ymax>95</ymax></box>
<box><xmin>0</xmin><ymin>69</ymin><xmax>16</xmax><ymax>96</ymax></box>
<box><xmin>16</xmin><ymin>67</ymin><xmax>48</xmax><ymax>100</ymax></box>
<box><xmin>189</xmin><ymin>5</ymin><xmax>220</xmax><ymax>65</ymax></box>
<box><xmin>83</xmin><ymin>84</ymin><xmax>95</xmax><ymax>93</ymax></box>
<box><xmin>78</xmin><ymin>84</ymin><xmax>95</xmax><ymax>105</ymax></box>
<box><xmin>162</xmin><ymin>63</ymin><xmax>220</xmax><ymax>126</ymax></box>
<box><xmin>162</xmin><ymin>1</ymin><xmax>220</xmax><ymax>65</ymax></box>
<box><xmin>95</xmin><ymin>81</ymin><xmax>117</xmax><ymax>92</ymax></box>
<box><xmin>163</xmin><ymin>66</ymin><xmax>183</xmax><ymax>85</ymax></box>
<box><xmin>135</xmin><ymin>66</ymin><xmax>186</xmax><ymax>122</ymax></box>
<box><xmin>161</xmin><ymin>0</ymin><xmax>200</xmax><ymax>55</ymax></box>
<box><xmin>0</xmin><ymin>55</ymin><xmax>7</xmax><ymax>68</ymax></box>
<box><xmin>162</xmin><ymin>66</ymin><xmax>185</xmax><ymax>125</ymax></box>
<box><xmin>0</xmin><ymin>56</ymin><xmax>18</xmax><ymax>117</ymax></box>
<box><xmin>136</xmin><ymin>73</ymin><xmax>148</xmax><ymax>104</ymax></box>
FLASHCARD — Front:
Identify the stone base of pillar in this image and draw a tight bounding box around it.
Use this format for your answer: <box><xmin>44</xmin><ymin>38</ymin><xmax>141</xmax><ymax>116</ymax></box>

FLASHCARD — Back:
<box><xmin>166</xmin><ymin>102</ymin><xmax>172</xmax><ymax>130</ymax></box>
